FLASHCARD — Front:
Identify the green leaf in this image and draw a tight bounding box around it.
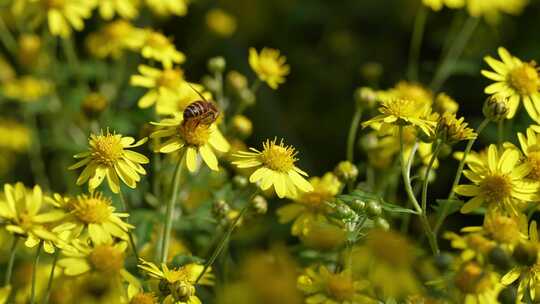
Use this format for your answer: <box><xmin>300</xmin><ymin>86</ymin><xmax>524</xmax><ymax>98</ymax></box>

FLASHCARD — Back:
<box><xmin>379</xmin><ymin>202</ymin><xmax>417</xmax><ymax>214</ymax></box>
<box><xmin>338</xmin><ymin>190</ymin><xmax>417</xmax><ymax>214</ymax></box>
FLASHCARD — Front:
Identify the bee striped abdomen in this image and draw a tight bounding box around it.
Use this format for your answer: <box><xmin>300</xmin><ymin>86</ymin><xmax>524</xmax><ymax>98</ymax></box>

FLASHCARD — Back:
<box><xmin>183</xmin><ymin>100</ymin><xmax>219</xmax><ymax>127</ymax></box>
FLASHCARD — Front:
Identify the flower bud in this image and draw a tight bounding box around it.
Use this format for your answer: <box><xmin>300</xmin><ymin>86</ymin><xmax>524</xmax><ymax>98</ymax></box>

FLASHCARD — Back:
<box><xmin>208</xmin><ymin>56</ymin><xmax>226</xmax><ymax>73</ymax></box>
<box><xmin>202</xmin><ymin>76</ymin><xmax>220</xmax><ymax>93</ymax></box>
<box><xmin>239</xmin><ymin>88</ymin><xmax>256</xmax><ymax>106</ymax></box>
<box><xmin>434</xmin><ymin>253</ymin><xmax>453</xmax><ymax>272</ymax></box>
<box><xmin>354</xmin><ymin>87</ymin><xmax>377</xmax><ymax>109</ymax></box>
<box><xmin>226</xmin><ymin>70</ymin><xmax>247</xmax><ymax>91</ymax></box>
<box><xmin>483</xmin><ymin>95</ymin><xmax>509</xmax><ymax>122</ymax></box>
<box><xmin>82</xmin><ymin>92</ymin><xmax>108</xmax><ymax>118</ymax></box>
<box><xmin>231</xmin><ymin>115</ymin><xmax>253</xmax><ymax>138</ymax></box>
<box><xmin>19</xmin><ymin>34</ymin><xmax>41</xmax><ymax>66</ymax></box>
<box><xmin>373</xmin><ymin>217</ymin><xmax>389</xmax><ymax>230</ymax></box>
<box><xmin>212</xmin><ymin>199</ymin><xmax>230</xmax><ymax>220</ymax></box>
<box><xmin>333</xmin><ymin>161</ymin><xmax>358</xmax><ymax>183</ymax></box>
<box><xmin>417</xmin><ymin>166</ymin><xmax>436</xmax><ymax>184</ymax></box>
<box><xmin>366</xmin><ymin>200</ymin><xmax>382</xmax><ymax>218</ymax></box>
<box><xmin>359</xmin><ymin>132</ymin><xmax>378</xmax><ymax>151</ymax></box>
<box><xmin>335</xmin><ymin>202</ymin><xmax>355</xmax><ymax>219</ymax></box>
<box><xmin>359</xmin><ymin>62</ymin><xmax>383</xmax><ymax>83</ymax></box>
<box><xmin>513</xmin><ymin>241</ymin><xmax>538</xmax><ymax>266</ymax></box>
<box><xmin>350</xmin><ymin>199</ymin><xmax>366</xmax><ymax>211</ymax></box>
<box><xmin>232</xmin><ymin>175</ymin><xmax>248</xmax><ymax>188</ymax></box>
<box><xmin>250</xmin><ymin>195</ymin><xmax>268</xmax><ymax>215</ymax></box>
<box><xmin>171</xmin><ymin>281</ymin><xmax>195</xmax><ymax>302</ymax></box>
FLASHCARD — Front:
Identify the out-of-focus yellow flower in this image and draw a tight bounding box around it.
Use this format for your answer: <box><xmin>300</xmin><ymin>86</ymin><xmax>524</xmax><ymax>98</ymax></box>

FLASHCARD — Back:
<box><xmin>233</xmin><ymin>138</ymin><xmax>313</xmax><ymax>198</ymax></box>
<box><xmin>455</xmin><ymin>144</ymin><xmax>538</xmax><ymax>215</ymax></box>
<box><xmin>130</xmin><ymin>65</ymin><xmax>185</xmax><ymax>108</ymax></box>
<box><xmin>277</xmin><ymin>172</ymin><xmax>341</xmax><ymax>236</ymax></box>
<box><xmin>0</xmin><ymin>57</ymin><xmax>15</xmax><ymax>83</ymax></box>
<box><xmin>0</xmin><ymin>286</ymin><xmax>10</xmax><ymax>304</ymax></box>
<box><xmin>156</xmin><ymin>82</ymin><xmax>213</xmax><ymax>116</ymax></box>
<box><xmin>231</xmin><ymin>115</ymin><xmax>253</xmax><ymax>138</ymax></box>
<box><xmin>81</xmin><ymin>92</ymin><xmax>109</xmax><ymax>117</ymax></box>
<box><xmin>47</xmin><ymin>192</ymin><xmax>133</xmax><ymax>243</ymax></box>
<box><xmin>444</xmin><ymin>231</ymin><xmax>495</xmax><ymax>262</ymax></box>
<box><xmin>482</xmin><ymin>47</ymin><xmax>540</xmax><ymax>120</ymax></box>
<box><xmin>249</xmin><ymin>47</ymin><xmax>290</xmax><ymax>89</ymax></box>
<box><xmin>298</xmin><ymin>221</ymin><xmax>347</xmax><ymax>250</ymax></box>
<box><xmin>206</xmin><ymin>8</ymin><xmax>237</xmax><ymax>37</ymax></box>
<box><xmin>0</xmin><ymin>119</ymin><xmax>31</xmax><ymax>152</ymax></box>
<box><xmin>18</xmin><ymin>34</ymin><xmax>42</xmax><ymax>67</ymax></box>
<box><xmin>69</xmin><ymin>130</ymin><xmax>149</xmax><ymax>193</ymax></box>
<box><xmin>145</xmin><ymin>0</ymin><xmax>188</xmax><ymax>16</ymax></box>
<box><xmin>2</xmin><ymin>76</ymin><xmax>51</xmax><ymax>102</ymax></box>
<box><xmin>467</xmin><ymin>0</ymin><xmax>528</xmax><ymax>23</ymax></box>
<box><xmin>86</xmin><ymin>20</ymin><xmax>145</xmax><ymax>59</ymax></box>
<box><xmin>138</xmin><ymin>258</ymin><xmax>212</xmax><ymax>304</ymax></box>
<box><xmin>460</xmin><ymin>209</ymin><xmax>526</xmax><ymax>247</ymax></box>
<box><xmin>140</xmin><ymin>228</ymin><xmax>190</xmax><ymax>263</ymax></box>
<box><xmin>151</xmin><ymin>113</ymin><xmax>229</xmax><ymax>172</ymax></box>
<box><xmin>140</xmin><ymin>30</ymin><xmax>185</xmax><ymax>68</ymax></box>
<box><xmin>517</xmin><ymin>127</ymin><xmax>540</xmax><ymax>182</ymax></box>
<box><xmin>434</xmin><ymin>93</ymin><xmax>459</xmax><ymax>114</ymax></box>
<box><xmin>379</xmin><ymin>81</ymin><xmax>433</xmax><ymax>106</ymax></box>
<box><xmin>423</xmin><ymin>0</ymin><xmax>464</xmax><ymax>11</ymax></box>
<box><xmin>297</xmin><ymin>266</ymin><xmax>376</xmax><ymax>304</ymax></box>
<box><xmin>96</xmin><ymin>0</ymin><xmax>139</xmax><ymax>20</ymax></box>
<box><xmin>0</xmin><ymin>183</ymin><xmax>65</xmax><ymax>253</ymax></box>
<box><xmin>31</xmin><ymin>0</ymin><xmax>96</xmax><ymax>38</ymax></box>
<box><xmin>453</xmin><ymin>261</ymin><xmax>502</xmax><ymax>304</ymax></box>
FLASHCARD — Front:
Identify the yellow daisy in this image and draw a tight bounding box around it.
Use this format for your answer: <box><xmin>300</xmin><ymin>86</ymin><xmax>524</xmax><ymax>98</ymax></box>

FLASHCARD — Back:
<box><xmin>517</xmin><ymin>127</ymin><xmax>540</xmax><ymax>181</ymax></box>
<box><xmin>481</xmin><ymin>47</ymin><xmax>540</xmax><ymax>120</ymax></box>
<box><xmin>249</xmin><ymin>47</ymin><xmax>290</xmax><ymax>89</ymax></box>
<box><xmin>205</xmin><ymin>8</ymin><xmax>237</xmax><ymax>37</ymax></box>
<box><xmin>277</xmin><ymin>172</ymin><xmax>341</xmax><ymax>236</ymax></box>
<box><xmin>453</xmin><ymin>261</ymin><xmax>503</xmax><ymax>304</ymax></box>
<box><xmin>2</xmin><ymin>76</ymin><xmax>51</xmax><ymax>102</ymax></box>
<box><xmin>145</xmin><ymin>0</ymin><xmax>188</xmax><ymax>16</ymax></box>
<box><xmin>467</xmin><ymin>0</ymin><xmax>528</xmax><ymax>23</ymax></box>
<box><xmin>0</xmin><ymin>183</ymin><xmax>65</xmax><ymax>253</ymax></box>
<box><xmin>423</xmin><ymin>0</ymin><xmax>464</xmax><ymax>11</ymax></box>
<box><xmin>86</xmin><ymin>20</ymin><xmax>146</xmax><ymax>59</ymax></box>
<box><xmin>96</xmin><ymin>0</ymin><xmax>139</xmax><ymax>20</ymax></box>
<box><xmin>436</xmin><ymin>112</ymin><xmax>477</xmax><ymax>144</ymax></box>
<box><xmin>150</xmin><ymin>113</ymin><xmax>229</xmax><ymax>172</ymax></box>
<box><xmin>155</xmin><ymin>82</ymin><xmax>212</xmax><ymax>116</ymax></box>
<box><xmin>232</xmin><ymin>138</ymin><xmax>314</xmax><ymax>198</ymax></box>
<box><xmin>0</xmin><ymin>119</ymin><xmax>31</xmax><ymax>153</ymax></box>
<box><xmin>138</xmin><ymin>258</ymin><xmax>213</xmax><ymax>304</ymax></box>
<box><xmin>69</xmin><ymin>130</ymin><xmax>149</xmax><ymax>193</ymax></box>
<box><xmin>140</xmin><ymin>30</ymin><xmax>185</xmax><ymax>68</ymax></box>
<box><xmin>47</xmin><ymin>192</ymin><xmax>133</xmax><ymax>244</ymax></box>
<box><xmin>32</xmin><ymin>0</ymin><xmax>96</xmax><ymax>38</ymax></box>
<box><xmin>297</xmin><ymin>266</ymin><xmax>376</xmax><ymax>304</ymax></box>
<box><xmin>455</xmin><ymin>144</ymin><xmax>539</xmax><ymax>215</ymax></box>
<box><xmin>130</xmin><ymin>64</ymin><xmax>185</xmax><ymax>109</ymax></box>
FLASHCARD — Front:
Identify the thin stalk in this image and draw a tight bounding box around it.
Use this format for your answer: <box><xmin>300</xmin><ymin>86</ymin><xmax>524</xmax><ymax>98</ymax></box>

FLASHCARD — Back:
<box><xmin>24</xmin><ymin>110</ymin><xmax>50</xmax><ymax>190</ymax></box>
<box><xmin>42</xmin><ymin>251</ymin><xmax>59</xmax><ymax>304</ymax></box>
<box><xmin>160</xmin><ymin>151</ymin><xmax>186</xmax><ymax>263</ymax></box>
<box><xmin>118</xmin><ymin>189</ymin><xmax>139</xmax><ymax>262</ymax></box>
<box><xmin>407</xmin><ymin>5</ymin><xmax>428</xmax><ymax>82</ymax></box>
<box><xmin>0</xmin><ymin>15</ymin><xmax>17</xmax><ymax>57</ymax></box>
<box><xmin>430</xmin><ymin>17</ymin><xmax>479</xmax><ymax>92</ymax></box>
<box><xmin>498</xmin><ymin>120</ymin><xmax>504</xmax><ymax>147</ymax></box>
<box><xmin>433</xmin><ymin>118</ymin><xmax>490</xmax><ymax>234</ymax></box>
<box><xmin>346</xmin><ymin>108</ymin><xmax>363</xmax><ymax>164</ymax></box>
<box><xmin>421</xmin><ymin>140</ymin><xmax>442</xmax><ymax>212</ymax></box>
<box><xmin>250</xmin><ymin>79</ymin><xmax>261</xmax><ymax>94</ymax></box>
<box><xmin>30</xmin><ymin>242</ymin><xmax>43</xmax><ymax>304</ymax></box>
<box><xmin>4</xmin><ymin>237</ymin><xmax>19</xmax><ymax>286</ymax></box>
<box><xmin>195</xmin><ymin>191</ymin><xmax>257</xmax><ymax>284</ymax></box>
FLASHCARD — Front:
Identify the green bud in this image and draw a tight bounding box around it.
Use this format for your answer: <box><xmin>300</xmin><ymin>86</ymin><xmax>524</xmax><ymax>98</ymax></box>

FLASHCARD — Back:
<box><xmin>434</xmin><ymin>253</ymin><xmax>453</xmax><ymax>272</ymax></box>
<box><xmin>212</xmin><ymin>199</ymin><xmax>230</xmax><ymax>219</ymax></box>
<box><xmin>333</xmin><ymin>161</ymin><xmax>358</xmax><ymax>182</ymax></box>
<box><xmin>239</xmin><ymin>88</ymin><xmax>256</xmax><ymax>106</ymax></box>
<box><xmin>366</xmin><ymin>200</ymin><xmax>382</xmax><ymax>218</ymax></box>
<box><xmin>335</xmin><ymin>203</ymin><xmax>355</xmax><ymax>219</ymax></box>
<box><xmin>208</xmin><ymin>56</ymin><xmax>226</xmax><ymax>73</ymax></box>
<box><xmin>483</xmin><ymin>95</ymin><xmax>509</xmax><ymax>122</ymax></box>
<box><xmin>351</xmin><ymin>199</ymin><xmax>366</xmax><ymax>211</ymax></box>
<box><xmin>354</xmin><ymin>87</ymin><xmax>377</xmax><ymax>109</ymax></box>
<box><xmin>373</xmin><ymin>217</ymin><xmax>389</xmax><ymax>230</ymax></box>
<box><xmin>251</xmin><ymin>195</ymin><xmax>268</xmax><ymax>215</ymax></box>
<box><xmin>233</xmin><ymin>175</ymin><xmax>248</xmax><ymax>188</ymax></box>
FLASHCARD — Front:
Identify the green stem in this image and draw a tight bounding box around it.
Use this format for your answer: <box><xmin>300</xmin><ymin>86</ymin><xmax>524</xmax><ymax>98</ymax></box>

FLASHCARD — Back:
<box><xmin>160</xmin><ymin>151</ymin><xmax>186</xmax><ymax>263</ymax></box>
<box><xmin>30</xmin><ymin>242</ymin><xmax>43</xmax><ymax>304</ymax></box>
<box><xmin>407</xmin><ymin>5</ymin><xmax>428</xmax><ymax>82</ymax></box>
<box><xmin>250</xmin><ymin>79</ymin><xmax>261</xmax><ymax>94</ymax></box>
<box><xmin>421</xmin><ymin>140</ymin><xmax>442</xmax><ymax>212</ymax></box>
<box><xmin>215</xmin><ymin>71</ymin><xmax>225</xmax><ymax>111</ymax></box>
<box><xmin>195</xmin><ymin>190</ymin><xmax>257</xmax><ymax>284</ymax></box>
<box><xmin>0</xmin><ymin>15</ymin><xmax>17</xmax><ymax>57</ymax></box>
<box><xmin>433</xmin><ymin>118</ymin><xmax>490</xmax><ymax>234</ymax></box>
<box><xmin>42</xmin><ymin>251</ymin><xmax>59</xmax><ymax>304</ymax></box>
<box><xmin>430</xmin><ymin>17</ymin><xmax>479</xmax><ymax>92</ymax></box>
<box><xmin>118</xmin><ymin>189</ymin><xmax>139</xmax><ymax>262</ymax></box>
<box><xmin>498</xmin><ymin>120</ymin><xmax>504</xmax><ymax>147</ymax></box>
<box><xmin>4</xmin><ymin>237</ymin><xmax>18</xmax><ymax>286</ymax></box>
<box><xmin>346</xmin><ymin>108</ymin><xmax>363</xmax><ymax>164</ymax></box>
<box><xmin>24</xmin><ymin>110</ymin><xmax>50</xmax><ymax>190</ymax></box>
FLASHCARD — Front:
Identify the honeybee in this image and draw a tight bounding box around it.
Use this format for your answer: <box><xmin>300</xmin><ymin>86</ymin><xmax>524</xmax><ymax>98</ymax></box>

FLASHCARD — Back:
<box><xmin>182</xmin><ymin>85</ymin><xmax>219</xmax><ymax>128</ymax></box>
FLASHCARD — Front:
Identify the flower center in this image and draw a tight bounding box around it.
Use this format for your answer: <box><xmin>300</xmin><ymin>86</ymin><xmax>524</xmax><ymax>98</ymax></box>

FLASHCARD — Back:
<box><xmin>479</xmin><ymin>174</ymin><xmax>512</xmax><ymax>204</ymax></box>
<box><xmin>508</xmin><ymin>63</ymin><xmax>540</xmax><ymax>95</ymax></box>
<box><xmin>260</xmin><ymin>59</ymin><xmax>280</xmax><ymax>76</ymax></box>
<box><xmin>157</xmin><ymin>69</ymin><xmax>183</xmax><ymax>88</ymax></box>
<box><xmin>260</xmin><ymin>142</ymin><xmax>296</xmax><ymax>172</ymax></box>
<box><xmin>130</xmin><ymin>292</ymin><xmax>158</xmax><ymax>304</ymax></box>
<box><xmin>179</xmin><ymin>124</ymin><xmax>211</xmax><ymax>146</ymax></box>
<box><xmin>326</xmin><ymin>274</ymin><xmax>356</xmax><ymax>301</ymax></box>
<box><xmin>528</xmin><ymin>151</ymin><xmax>540</xmax><ymax>180</ymax></box>
<box><xmin>18</xmin><ymin>212</ymin><xmax>34</xmax><ymax>231</ymax></box>
<box><xmin>44</xmin><ymin>0</ymin><xmax>64</xmax><ymax>9</ymax></box>
<box><xmin>89</xmin><ymin>245</ymin><xmax>125</xmax><ymax>273</ymax></box>
<box><xmin>147</xmin><ymin>33</ymin><xmax>170</xmax><ymax>50</ymax></box>
<box><xmin>72</xmin><ymin>195</ymin><xmax>112</xmax><ymax>224</ymax></box>
<box><xmin>91</xmin><ymin>134</ymin><xmax>124</xmax><ymax>166</ymax></box>
<box><xmin>381</xmin><ymin>99</ymin><xmax>420</xmax><ymax>121</ymax></box>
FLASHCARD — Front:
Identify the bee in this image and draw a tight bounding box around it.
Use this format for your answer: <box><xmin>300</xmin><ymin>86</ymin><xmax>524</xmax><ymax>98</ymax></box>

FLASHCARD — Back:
<box><xmin>182</xmin><ymin>85</ymin><xmax>219</xmax><ymax>128</ymax></box>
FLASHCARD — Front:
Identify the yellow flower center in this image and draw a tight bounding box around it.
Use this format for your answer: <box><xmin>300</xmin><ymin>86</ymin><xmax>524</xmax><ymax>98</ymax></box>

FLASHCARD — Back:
<box><xmin>381</xmin><ymin>99</ymin><xmax>422</xmax><ymax>121</ymax></box>
<box><xmin>91</xmin><ymin>133</ymin><xmax>124</xmax><ymax>166</ymax></box>
<box><xmin>44</xmin><ymin>0</ymin><xmax>64</xmax><ymax>9</ymax></box>
<box><xmin>89</xmin><ymin>245</ymin><xmax>125</xmax><ymax>273</ymax></box>
<box><xmin>130</xmin><ymin>292</ymin><xmax>157</xmax><ymax>304</ymax></box>
<box><xmin>480</xmin><ymin>174</ymin><xmax>512</xmax><ymax>204</ymax></box>
<box><xmin>260</xmin><ymin>139</ymin><xmax>297</xmax><ymax>172</ymax></box>
<box><xmin>326</xmin><ymin>274</ymin><xmax>356</xmax><ymax>301</ymax></box>
<box><xmin>508</xmin><ymin>63</ymin><xmax>540</xmax><ymax>95</ymax></box>
<box><xmin>72</xmin><ymin>194</ymin><xmax>112</xmax><ymax>224</ymax></box>
<box><xmin>147</xmin><ymin>33</ymin><xmax>170</xmax><ymax>50</ymax></box>
<box><xmin>179</xmin><ymin>124</ymin><xmax>211</xmax><ymax>146</ymax></box>
<box><xmin>528</xmin><ymin>151</ymin><xmax>540</xmax><ymax>180</ymax></box>
<box><xmin>157</xmin><ymin>69</ymin><xmax>183</xmax><ymax>88</ymax></box>
<box><xmin>18</xmin><ymin>212</ymin><xmax>34</xmax><ymax>231</ymax></box>
<box><xmin>259</xmin><ymin>58</ymin><xmax>281</xmax><ymax>76</ymax></box>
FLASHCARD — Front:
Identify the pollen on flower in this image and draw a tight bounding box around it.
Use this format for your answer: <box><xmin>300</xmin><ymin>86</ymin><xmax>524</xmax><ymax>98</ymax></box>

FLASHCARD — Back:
<box><xmin>479</xmin><ymin>174</ymin><xmax>512</xmax><ymax>203</ymax></box>
<box><xmin>157</xmin><ymin>69</ymin><xmax>183</xmax><ymax>88</ymax></box>
<box><xmin>89</xmin><ymin>245</ymin><xmax>125</xmax><ymax>273</ymax></box>
<box><xmin>179</xmin><ymin>123</ymin><xmax>211</xmax><ymax>146</ymax></box>
<box><xmin>326</xmin><ymin>273</ymin><xmax>356</xmax><ymax>301</ymax></box>
<box><xmin>508</xmin><ymin>63</ymin><xmax>540</xmax><ymax>95</ymax></box>
<box><xmin>72</xmin><ymin>193</ymin><xmax>112</xmax><ymax>224</ymax></box>
<box><xmin>380</xmin><ymin>99</ymin><xmax>420</xmax><ymax>121</ymax></box>
<box><xmin>527</xmin><ymin>151</ymin><xmax>540</xmax><ymax>180</ymax></box>
<box><xmin>90</xmin><ymin>132</ymin><xmax>124</xmax><ymax>166</ymax></box>
<box><xmin>260</xmin><ymin>139</ymin><xmax>298</xmax><ymax>172</ymax></box>
<box><xmin>130</xmin><ymin>292</ymin><xmax>158</xmax><ymax>304</ymax></box>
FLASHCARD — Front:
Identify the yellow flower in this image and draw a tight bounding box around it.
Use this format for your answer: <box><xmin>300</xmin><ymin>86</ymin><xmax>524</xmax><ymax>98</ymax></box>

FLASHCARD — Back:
<box><xmin>467</xmin><ymin>0</ymin><xmax>528</xmax><ymax>23</ymax></box>
<box><xmin>59</xmin><ymin>238</ymin><xmax>129</xmax><ymax>275</ymax></box>
<box><xmin>130</xmin><ymin>65</ymin><xmax>185</xmax><ymax>108</ymax></box>
<box><xmin>0</xmin><ymin>183</ymin><xmax>65</xmax><ymax>253</ymax></box>
<box><xmin>378</xmin><ymin>81</ymin><xmax>433</xmax><ymax>106</ymax></box>
<box><xmin>455</xmin><ymin>144</ymin><xmax>539</xmax><ymax>214</ymax></box>
<box><xmin>517</xmin><ymin>127</ymin><xmax>540</xmax><ymax>181</ymax></box>
<box><xmin>248</xmin><ymin>47</ymin><xmax>290</xmax><ymax>89</ymax></box>
<box><xmin>96</xmin><ymin>0</ymin><xmax>139</xmax><ymax>20</ymax></box>
<box><xmin>481</xmin><ymin>47</ymin><xmax>540</xmax><ymax>120</ymax></box>
<box><xmin>0</xmin><ymin>119</ymin><xmax>31</xmax><ymax>152</ymax></box>
<box><xmin>433</xmin><ymin>92</ymin><xmax>459</xmax><ymax>114</ymax></box>
<box><xmin>232</xmin><ymin>138</ymin><xmax>313</xmax><ymax>198</ymax></box>
<box><xmin>297</xmin><ymin>266</ymin><xmax>376</xmax><ymax>304</ymax></box>
<box><xmin>436</xmin><ymin>112</ymin><xmax>477</xmax><ymax>144</ymax></box>
<box><xmin>31</xmin><ymin>0</ymin><xmax>96</xmax><ymax>38</ymax></box>
<box><xmin>138</xmin><ymin>258</ymin><xmax>213</xmax><ymax>304</ymax></box>
<box><xmin>277</xmin><ymin>172</ymin><xmax>341</xmax><ymax>236</ymax></box>
<box><xmin>362</xmin><ymin>98</ymin><xmax>435</xmax><ymax>136</ymax></box>
<box><xmin>86</xmin><ymin>20</ymin><xmax>145</xmax><ymax>59</ymax></box>
<box><xmin>444</xmin><ymin>232</ymin><xmax>495</xmax><ymax>262</ymax></box>
<box><xmin>423</xmin><ymin>0</ymin><xmax>464</xmax><ymax>11</ymax></box>
<box><xmin>453</xmin><ymin>261</ymin><xmax>502</xmax><ymax>304</ymax></box>
<box><xmin>140</xmin><ymin>30</ymin><xmax>185</xmax><ymax>68</ymax></box>
<box><xmin>150</xmin><ymin>114</ymin><xmax>229</xmax><ymax>172</ymax></box>
<box><xmin>47</xmin><ymin>192</ymin><xmax>133</xmax><ymax>244</ymax></box>
<box><xmin>69</xmin><ymin>130</ymin><xmax>149</xmax><ymax>193</ymax></box>
<box><xmin>205</xmin><ymin>8</ymin><xmax>237</xmax><ymax>37</ymax></box>
<box><xmin>0</xmin><ymin>285</ymin><xmax>10</xmax><ymax>304</ymax></box>
<box><xmin>156</xmin><ymin>82</ymin><xmax>213</xmax><ymax>116</ymax></box>
<box><xmin>2</xmin><ymin>76</ymin><xmax>51</xmax><ymax>102</ymax></box>
<box><xmin>144</xmin><ymin>0</ymin><xmax>188</xmax><ymax>16</ymax></box>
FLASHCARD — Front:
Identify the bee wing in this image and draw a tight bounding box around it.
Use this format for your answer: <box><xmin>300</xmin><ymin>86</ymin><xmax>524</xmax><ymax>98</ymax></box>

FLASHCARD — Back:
<box><xmin>187</xmin><ymin>83</ymin><xmax>208</xmax><ymax>102</ymax></box>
